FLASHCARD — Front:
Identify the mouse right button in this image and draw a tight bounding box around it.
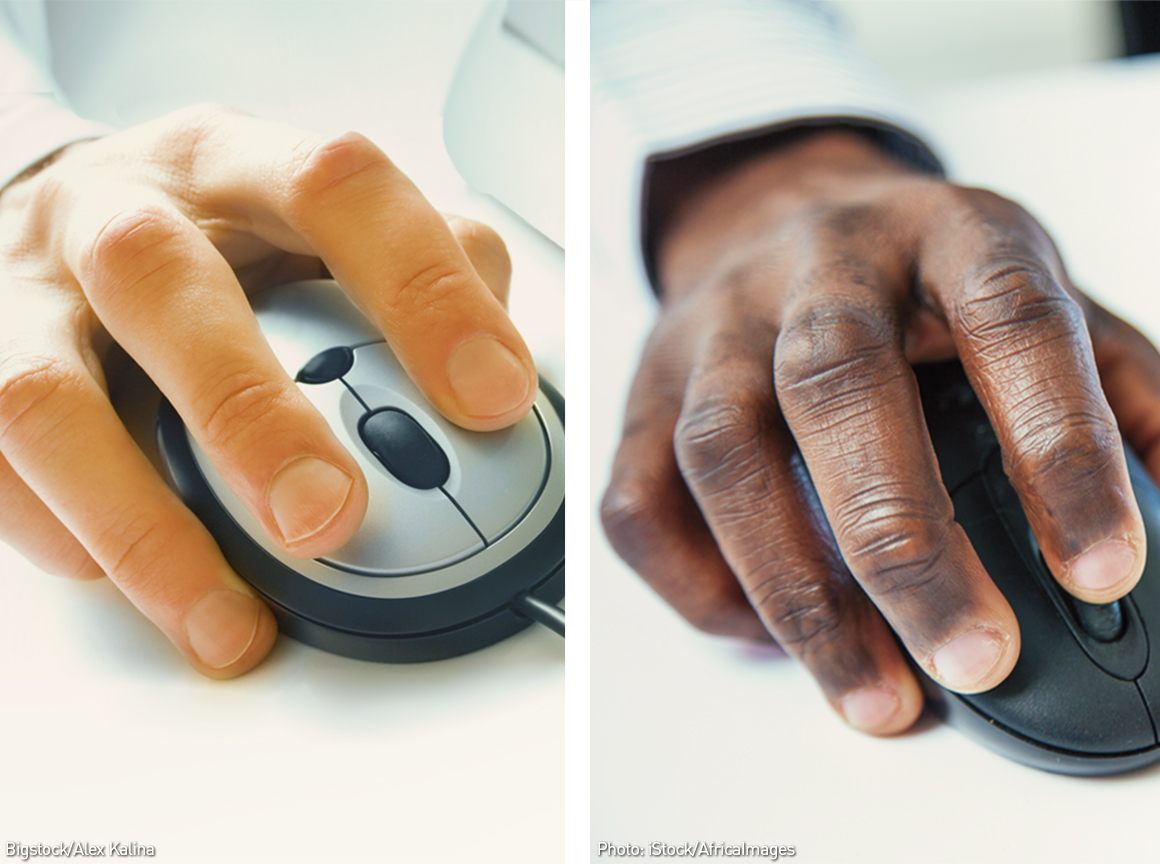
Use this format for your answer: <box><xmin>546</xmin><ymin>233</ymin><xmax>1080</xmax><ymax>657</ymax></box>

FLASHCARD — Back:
<box><xmin>444</xmin><ymin>409</ymin><xmax>550</xmax><ymax>540</ymax></box>
<box><xmin>1123</xmin><ymin>448</ymin><xmax>1160</xmax><ymax>734</ymax></box>
<box><xmin>951</xmin><ymin>476</ymin><xmax>1157</xmax><ymax>754</ymax></box>
<box><xmin>980</xmin><ymin>449</ymin><xmax>1149</xmax><ymax>680</ymax></box>
<box><xmin>1134</xmin><ymin>639</ymin><xmax>1160</xmax><ymax>740</ymax></box>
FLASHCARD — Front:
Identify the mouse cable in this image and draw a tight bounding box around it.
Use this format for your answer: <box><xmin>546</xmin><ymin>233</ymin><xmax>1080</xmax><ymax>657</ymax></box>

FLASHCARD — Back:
<box><xmin>513</xmin><ymin>592</ymin><xmax>564</xmax><ymax>638</ymax></box>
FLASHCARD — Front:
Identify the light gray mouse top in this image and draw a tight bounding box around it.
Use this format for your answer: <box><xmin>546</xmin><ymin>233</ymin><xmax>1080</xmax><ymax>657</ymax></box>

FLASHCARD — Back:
<box><xmin>180</xmin><ymin>279</ymin><xmax>565</xmax><ymax>601</ymax></box>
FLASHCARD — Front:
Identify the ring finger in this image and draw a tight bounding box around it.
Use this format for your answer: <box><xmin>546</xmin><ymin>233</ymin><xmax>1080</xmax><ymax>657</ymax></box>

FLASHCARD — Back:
<box><xmin>675</xmin><ymin>317</ymin><xmax>923</xmax><ymax>733</ymax></box>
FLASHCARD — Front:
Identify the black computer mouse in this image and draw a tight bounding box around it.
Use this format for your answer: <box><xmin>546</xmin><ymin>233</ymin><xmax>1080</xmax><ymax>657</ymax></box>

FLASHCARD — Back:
<box><xmin>155</xmin><ymin>280</ymin><xmax>564</xmax><ymax>663</ymax></box>
<box><xmin>915</xmin><ymin>360</ymin><xmax>1160</xmax><ymax>775</ymax></box>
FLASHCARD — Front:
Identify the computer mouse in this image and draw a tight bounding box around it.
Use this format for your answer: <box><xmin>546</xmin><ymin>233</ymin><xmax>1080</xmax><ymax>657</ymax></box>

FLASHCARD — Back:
<box><xmin>155</xmin><ymin>279</ymin><xmax>564</xmax><ymax>663</ymax></box>
<box><xmin>915</xmin><ymin>360</ymin><xmax>1160</xmax><ymax>775</ymax></box>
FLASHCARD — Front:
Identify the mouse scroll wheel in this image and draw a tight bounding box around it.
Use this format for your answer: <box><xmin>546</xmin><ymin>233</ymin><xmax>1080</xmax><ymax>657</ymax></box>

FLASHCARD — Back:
<box><xmin>359</xmin><ymin>408</ymin><xmax>451</xmax><ymax>490</ymax></box>
<box><xmin>1067</xmin><ymin>596</ymin><xmax>1125</xmax><ymax>642</ymax></box>
<box><xmin>296</xmin><ymin>347</ymin><xmax>355</xmax><ymax>384</ymax></box>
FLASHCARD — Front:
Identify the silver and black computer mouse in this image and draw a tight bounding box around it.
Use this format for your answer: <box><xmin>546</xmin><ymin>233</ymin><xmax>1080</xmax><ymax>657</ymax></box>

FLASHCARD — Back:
<box><xmin>156</xmin><ymin>280</ymin><xmax>564</xmax><ymax>662</ymax></box>
<box><xmin>916</xmin><ymin>360</ymin><xmax>1160</xmax><ymax>775</ymax></box>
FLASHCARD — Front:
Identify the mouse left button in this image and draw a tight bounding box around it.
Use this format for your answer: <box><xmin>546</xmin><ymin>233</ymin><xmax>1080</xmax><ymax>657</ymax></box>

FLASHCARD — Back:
<box><xmin>297</xmin><ymin>347</ymin><xmax>355</xmax><ymax>384</ymax></box>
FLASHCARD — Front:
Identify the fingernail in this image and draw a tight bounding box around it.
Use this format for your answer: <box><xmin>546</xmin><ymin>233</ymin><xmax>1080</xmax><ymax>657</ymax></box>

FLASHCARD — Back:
<box><xmin>447</xmin><ymin>336</ymin><xmax>531</xmax><ymax>419</ymax></box>
<box><xmin>267</xmin><ymin>455</ymin><xmax>352</xmax><ymax>545</ymax></box>
<box><xmin>840</xmin><ymin>686</ymin><xmax>900</xmax><ymax>733</ymax></box>
<box><xmin>185</xmin><ymin>590</ymin><xmax>261</xmax><ymax>669</ymax></box>
<box><xmin>1068</xmin><ymin>538</ymin><xmax>1139</xmax><ymax>594</ymax></box>
<box><xmin>931</xmin><ymin>628</ymin><xmax>1006</xmax><ymax>690</ymax></box>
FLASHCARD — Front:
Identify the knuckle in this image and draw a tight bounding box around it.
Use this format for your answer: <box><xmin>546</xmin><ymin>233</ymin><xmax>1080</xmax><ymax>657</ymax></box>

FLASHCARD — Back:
<box><xmin>93</xmin><ymin>513</ymin><xmax>178</xmax><ymax>598</ymax></box>
<box><xmin>775</xmin><ymin>301</ymin><xmax>894</xmax><ymax>397</ymax></box>
<box><xmin>812</xmin><ymin>202</ymin><xmax>890</xmax><ymax>245</ymax></box>
<box><xmin>147</xmin><ymin>104</ymin><xmax>244</xmax><ymax>194</ymax></box>
<box><xmin>1004</xmin><ymin>414</ymin><xmax>1122</xmax><ymax>496</ymax></box>
<box><xmin>955</xmin><ymin>263</ymin><xmax>1083</xmax><ymax>357</ymax></box>
<box><xmin>673</xmin><ymin>389</ymin><xmax>767</xmax><ymax>488</ymax></box>
<box><xmin>286</xmin><ymin>131</ymin><xmax>392</xmax><ymax>204</ymax></box>
<box><xmin>0</xmin><ymin>173</ymin><xmax>67</xmax><ymax>261</ymax></box>
<box><xmin>28</xmin><ymin>534</ymin><xmax>102</xmax><ymax>581</ymax></box>
<box><xmin>600</xmin><ymin>473</ymin><xmax>665</xmax><ymax>557</ymax></box>
<box><xmin>955</xmin><ymin>184</ymin><xmax>1035</xmax><ymax>225</ymax></box>
<box><xmin>56</xmin><ymin>548</ymin><xmax>103</xmax><ymax>581</ymax></box>
<box><xmin>153</xmin><ymin>103</ymin><xmax>238</xmax><ymax>150</ymax></box>
<box><xmin>773</xmin><ymin>302</ymin><xmax>902</xmax><ymax>439</ymax></box>
<box><xmin>915</xmin><ymin>182</ymin><xmax>1023</xmax><ymax>233</ymax></box>
<box><xmin>0</xmin><ymin>354</ymin><xmax>83</xmax><ymax>450</ymax></box>
<box><xmin>392</xmin><ymin>258</ymin><xmax>479</xmax><ymax>311</ymax></box>
<box><xmin>749</xmin><ymin>567</ymin><xmax>849</xmax><ymax>653</ymax></box>
<box><xmin>165</xmin><ymin>102</ymin><xmax>244</xmax><ymax>129</ymax></box>
<box><xmin>843</xmin><ymin>509</ymin><xmax>951</xmax><ymax>599</ymax></box>
<box><xmin>82</xmin><ymin>205</ymin><xmax>188</xmax><ymax>303</ymax></box>
<box><xmin>451</xmin><ymin>217</ymin><xmax>512</xmax><ymax>282</ymax></box>
<box><xmin>932</xmin><ymin>181</ymin><xmax>999</xmax><ymax>215</ymax></box>
<box><xmin>194</xmin><ymin>371</ymin><xmax>294</xmax><ymax>453</ymax></box>
<box><xmin>449</xmin><ymin>216</ymin><xmax>508</xmax><ymax>260</ymax></box>
<box><xmin>601</xmin><ymin>474</ymin><xmax>753</xmax><ymax>638</ymax></box>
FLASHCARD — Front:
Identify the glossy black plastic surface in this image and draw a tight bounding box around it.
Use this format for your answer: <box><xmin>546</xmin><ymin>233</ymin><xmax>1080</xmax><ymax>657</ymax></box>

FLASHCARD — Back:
<box><xmin>915</xmin><ymin>360</ymin><xmax>1160</xmax><ymax>775</ymax></box>
<box><xmin>358</xmin><ymin>408</ymin><xmax>451</xmax><ymax>490</ymax></box>
<box><xmin>296</xmin><ymin>346</ymin><xmax>355</xmax><ymax>384</ymax></box>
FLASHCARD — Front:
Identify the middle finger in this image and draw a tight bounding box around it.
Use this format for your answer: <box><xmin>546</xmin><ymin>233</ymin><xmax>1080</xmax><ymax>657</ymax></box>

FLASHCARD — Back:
<box><xmin>64</xmin><ymin>190</ymin><xmax>368</xmax><ymax>559</ymax></box>
<box><xmin>774</xmin><ymin>274</ymin><xmax>1020</xmax><ymax>694</ymax></box>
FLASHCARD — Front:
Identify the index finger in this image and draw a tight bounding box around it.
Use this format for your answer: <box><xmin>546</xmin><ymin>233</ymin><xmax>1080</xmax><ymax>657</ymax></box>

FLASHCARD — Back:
<box><xmin>775</xmin><ymin>284</ymin><xmax>1021</xmax><ymax>694</ymax></box>
<box><xmin>919</xmin><ymin>187</ymin><xmax>1146</xmax><ymax>603</ymax></box>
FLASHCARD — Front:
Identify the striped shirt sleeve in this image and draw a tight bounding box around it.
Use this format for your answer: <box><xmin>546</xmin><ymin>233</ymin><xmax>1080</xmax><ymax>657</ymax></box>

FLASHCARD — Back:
<box><xmin>0</xmin><ymin>1</ymin><xmax>111</xmax><ymax>191</ymax></box>
<box><xmin>591</xmin><ymin>0</ymin><xmax>942</xmax><ymax>288</ymax></box>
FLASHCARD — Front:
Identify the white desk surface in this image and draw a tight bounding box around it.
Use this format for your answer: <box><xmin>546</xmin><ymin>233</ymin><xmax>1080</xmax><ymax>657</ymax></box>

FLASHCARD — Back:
<box><xmin>591</xmin><ymin>55</ymin><xmax>1160</xmax><ymax>864</ymax></box>
<box><xmin>0</xmin><ymin>4</ymin><xmax>563</xmax><ymax>863</ymax></box>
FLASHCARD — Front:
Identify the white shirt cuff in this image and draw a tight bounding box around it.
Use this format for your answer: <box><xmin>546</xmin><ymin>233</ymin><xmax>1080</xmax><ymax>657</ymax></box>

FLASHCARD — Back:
<box><xmin>0</xmin><ymin>94</ymin><xmax>112</xmax><ymax>190</ymax></box>
<box><xmin>592</xmin><ymin>1</ymin><xmax>943</xmax><ymax>291</ymax></box>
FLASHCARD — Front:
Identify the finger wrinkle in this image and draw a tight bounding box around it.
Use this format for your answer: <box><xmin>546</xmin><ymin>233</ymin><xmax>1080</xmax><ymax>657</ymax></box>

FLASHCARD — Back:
<box><xmin>996</xmin><ymin>378</ymin><xmax>1109</xmax><ymax>426</ymax></box>
<box><xmin>956</xmin><ymin>287</ymin><xmax>1080</xmax><ymax>341</ymax></box>
<box><xmin>788</xmin><ymin>391</ymin><xmax>900</xmax><ymax>438</ymax></box>
<box><xmin>0</xmin><ymin>356</ymin><xmax>85</xmax><ymax>452</ymax></box>
<box><xmin>855</xmin><ymin>539</ymin><xmax>951</xmax><ymax>600</ymax></box>
<box><xmin>691</xmin><ymin>467</ymin><xmax>778</xmax><ymax>514</ymax></box>
<box><xmin>713</xmin><ymin>519</ymin><xmax>796</xmax><ymax>564</ymax></box>
<box><xmin>1003</xmin><ymin>411</ymin><xmax>1121</xmax><ymax>466</ymax></box>
<box><xmin>771</xmin><ymin>594</ymin><xmax>848</xmax><ymax>652</ymax></box>
<box><xmin>775</xmin><ymin>342</ymin><xmax>894</xmax><ymax>396</ymax></box>
<box><xmin>836</xmin><ymin>488</ymin><xmax>950</xmax><ymax>539</ymax></box>
<box><xmin>1005</xmin><ymin>402</ymin><xmax>1115</xmax><ymax>447</ymax></box>
<box><xmin>964</xmin><ymin>328</ymin><xmax>1083</xmax><ymax>370</ymax></box>
<box><xmin>1006</xmin><ymin>437</ymin><xmax>1123</xmax><ymax>506</ymax></box>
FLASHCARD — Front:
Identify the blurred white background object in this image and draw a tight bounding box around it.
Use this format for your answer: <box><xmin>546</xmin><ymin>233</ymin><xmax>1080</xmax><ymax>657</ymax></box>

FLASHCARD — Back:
<box><xmin>444</xmin><ymin>0</ymin><xmax>564</xmax><ymax>246</ymax></box>
<box><xmin>832</xmin><ymin>0</ymin><xmax>1121</xmax><ymax>95</ymax></box>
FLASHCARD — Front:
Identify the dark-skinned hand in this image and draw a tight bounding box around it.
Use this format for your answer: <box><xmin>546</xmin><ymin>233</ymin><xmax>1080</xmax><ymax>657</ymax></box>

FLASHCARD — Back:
<box><xmin>602</xmin><ymin>130</ymin><xmax>1160</xmax><ymax>734</ymax></box>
